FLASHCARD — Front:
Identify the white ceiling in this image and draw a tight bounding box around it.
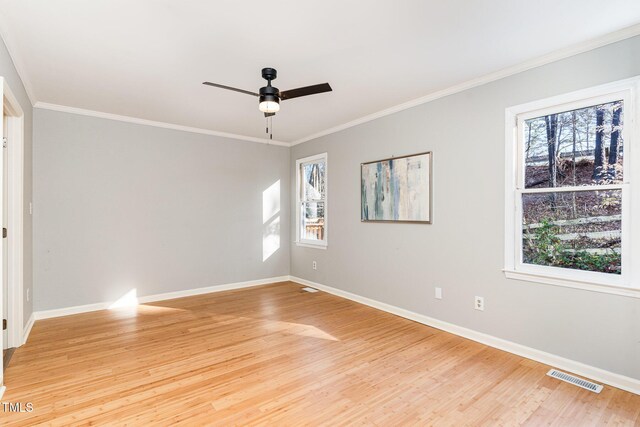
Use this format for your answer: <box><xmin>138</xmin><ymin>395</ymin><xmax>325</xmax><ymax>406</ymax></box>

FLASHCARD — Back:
<box><xmin>1</xmin><ymin>0</ymin><xmax>640</xmax><ymax>143</ymax></box>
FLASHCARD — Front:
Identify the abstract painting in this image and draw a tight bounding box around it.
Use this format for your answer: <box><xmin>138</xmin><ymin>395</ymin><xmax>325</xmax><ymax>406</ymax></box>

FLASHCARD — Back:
<box><xmin>361</xmin><ymin>152</ymin><xmax>432</xmax><ymax>223</ymax></box>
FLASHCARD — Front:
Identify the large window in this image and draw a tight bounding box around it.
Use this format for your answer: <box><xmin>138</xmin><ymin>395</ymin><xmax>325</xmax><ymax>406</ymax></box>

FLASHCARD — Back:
<box><xmin>505</xmin><ymin>79</ymin><xmax>640</xmax><ymax>296</ymax></box>
<box><xmin>296</xmin><ymin>153</ymin><xmax>327</xmax><ymax>248</ymax></box>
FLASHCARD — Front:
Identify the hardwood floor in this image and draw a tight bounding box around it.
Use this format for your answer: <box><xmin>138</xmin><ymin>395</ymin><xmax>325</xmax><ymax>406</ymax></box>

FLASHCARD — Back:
<box><xmin>1</xmin><ymin>281</ymin><xmax>639</xmax><ymax>426</ymax></box>
<box><xmin>3</xmin><ymin>347</ymin><xmax>16</xmax><ymax>371</ymax></box>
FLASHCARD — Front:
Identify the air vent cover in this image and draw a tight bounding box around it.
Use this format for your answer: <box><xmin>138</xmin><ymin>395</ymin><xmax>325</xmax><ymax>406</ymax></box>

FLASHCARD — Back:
<box><xmin>301</xmin><ymin>287</ymin><xmax>319</xmax><ymax>293</ymax></box>
<box><xmin>547</xmin><ymin>369</ymin><xmax>603</xmax><ymax>393</ymax></box>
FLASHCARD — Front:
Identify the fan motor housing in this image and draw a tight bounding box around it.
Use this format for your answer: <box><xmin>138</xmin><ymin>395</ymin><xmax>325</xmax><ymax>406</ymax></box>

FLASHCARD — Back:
<box><xmin>259</xmin><ymin>85</ymin><xmax>279</xmax><ymax>104</ymax></box>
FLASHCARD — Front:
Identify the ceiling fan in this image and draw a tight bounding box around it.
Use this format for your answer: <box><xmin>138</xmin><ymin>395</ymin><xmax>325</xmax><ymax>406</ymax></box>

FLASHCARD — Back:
<box><xmin>203</xmin><ymin>68</ymin><xmax>332</xmax><ymax>118</ymax></box>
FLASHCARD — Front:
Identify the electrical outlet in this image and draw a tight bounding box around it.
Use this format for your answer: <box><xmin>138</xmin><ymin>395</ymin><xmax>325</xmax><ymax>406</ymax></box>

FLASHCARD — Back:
<box><xmin>27</xmin><ymin>288</ymin><xmax>30</xmax><ymax>302</ymax></box>
<box><xmin>435</xmin><ymin>287</ymin><xmax>442</xmax><ymax>299</ymax></box>
<box><xmin>474</xmin><ymin>296</ymin><xmax>484</xmax><ymax>311</ymax></box>
<box><xmin>312</xmin><ymin>261</ymin><xmax>317</xmax><ymax>270</ymax></box>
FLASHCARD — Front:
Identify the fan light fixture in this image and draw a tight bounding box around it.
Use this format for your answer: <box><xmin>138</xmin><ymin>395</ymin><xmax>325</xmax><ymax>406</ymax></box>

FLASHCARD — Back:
<box><xmin>259</xmin><ymin>96</ymin><xmax>280</xmax><ymax>113</ymax></box>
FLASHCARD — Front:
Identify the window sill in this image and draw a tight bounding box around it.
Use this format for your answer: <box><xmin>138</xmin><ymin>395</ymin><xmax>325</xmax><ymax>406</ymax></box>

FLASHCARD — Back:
<box><xmin>503</xmin><ymin>269</ymin><xmax>640</xmax><ymax>299</ymax></box>
<box><xmin>295</xmin><ymin>242</ymin><xmax>327</xmax><ymax>250</ymax></box>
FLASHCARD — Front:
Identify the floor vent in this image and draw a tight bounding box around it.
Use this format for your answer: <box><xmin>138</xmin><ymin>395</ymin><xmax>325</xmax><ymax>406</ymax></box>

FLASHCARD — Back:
<box><xmin>301</xmin><ymin>287</ymin><xmax>319</xmax><ymax>293</ymax></box>
<box><xmin>547</xmin><ymin>369</ymin><xmax>603</xmax><ymax>393</ymax></box>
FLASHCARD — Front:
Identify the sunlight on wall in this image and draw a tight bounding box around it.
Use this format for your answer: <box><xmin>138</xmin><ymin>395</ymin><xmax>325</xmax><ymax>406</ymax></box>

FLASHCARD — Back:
<box><xmin>263</xmin><ymin>180</ymin><xmax>280</xmax><ymax>223</ymax></box>
<box><xmin>108</xmin><ymin>289</ymin><xmax>186</xmax><ymax>315</ymax></box>
<box><xmin>263</xmin><ymin>216</ymin><xmax>280</xmax><ymax>261</ymax></box>
<box><xmin>262</xmin><ymin>180</ymin><xmax>281</xmax><ymax>261</ymax></box>
<box><xmin>108</xmin><ymin>289</ymin><xmax>139</xmax><ymax>309</ymax></box>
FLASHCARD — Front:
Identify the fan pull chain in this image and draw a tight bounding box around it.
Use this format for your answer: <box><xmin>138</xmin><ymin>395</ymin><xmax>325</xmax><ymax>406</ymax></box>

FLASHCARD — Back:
<box><xmin>265</xmin><ymin>116</ymin><xmax>273</xmax><ymax>140</ymax></box>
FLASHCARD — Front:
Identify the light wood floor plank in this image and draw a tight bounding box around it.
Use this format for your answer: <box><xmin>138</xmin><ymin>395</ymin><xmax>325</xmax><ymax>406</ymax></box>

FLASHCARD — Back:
<box><xmin>1</xmin><ymin>281</ymin><xmax>638</xmax><ymax>426</ymax></box>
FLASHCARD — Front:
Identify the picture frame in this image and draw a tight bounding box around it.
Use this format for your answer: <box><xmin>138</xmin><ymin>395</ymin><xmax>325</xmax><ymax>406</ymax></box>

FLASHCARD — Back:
<box><xmin>360</xmin><ymin>151</ymin><xmax>432</xmax><ymax>223</ymax></box>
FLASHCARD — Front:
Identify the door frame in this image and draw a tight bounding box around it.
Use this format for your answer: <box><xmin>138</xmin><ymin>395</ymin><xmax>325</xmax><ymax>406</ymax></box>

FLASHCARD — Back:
<box><xmin>0</xmin><ymin>78</ymin><xmax>25</xmax><ymax>355</ymax></box>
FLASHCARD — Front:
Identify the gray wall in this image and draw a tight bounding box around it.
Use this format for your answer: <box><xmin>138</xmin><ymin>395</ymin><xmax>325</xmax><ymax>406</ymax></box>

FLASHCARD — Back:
<box><xmin>34</xmin><ymin>109</ymin><xmax>289</xmax><ymax>311</ymax></box>
<box><xmin>0</xmin><ymin>37</ymin><xmax>33</xmax><ymax>327</ymax></box>
<box><xmin>290</xmin><ymin>36</ymin><xmax>640</xmax><ymax>380</ymax></box>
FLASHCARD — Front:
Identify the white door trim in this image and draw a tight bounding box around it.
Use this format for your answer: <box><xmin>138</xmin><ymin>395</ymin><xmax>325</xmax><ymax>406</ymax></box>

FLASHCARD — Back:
<box><xmin>1</xmin><ymin>78</ymin><xmax>25</xmax><ymax>354</ymax></box>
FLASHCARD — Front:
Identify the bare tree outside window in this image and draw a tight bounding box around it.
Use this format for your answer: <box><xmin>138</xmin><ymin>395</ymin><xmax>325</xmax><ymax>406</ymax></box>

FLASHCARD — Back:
<box><xmin>522</xmin><ymin>100</ymin><xmax>624</xmax><ymax>274</ymax></box>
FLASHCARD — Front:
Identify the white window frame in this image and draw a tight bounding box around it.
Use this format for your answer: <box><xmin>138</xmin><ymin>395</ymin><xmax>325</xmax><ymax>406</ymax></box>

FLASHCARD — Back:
<box><xmin>504</xmin><ymin>77</ymin><xmax>640</xmax><ymax>298</ymax></box>
<box><xmin>295</xmin><ymin>152</ymin><xmax>328</xmax><ymax>249</ymax></box>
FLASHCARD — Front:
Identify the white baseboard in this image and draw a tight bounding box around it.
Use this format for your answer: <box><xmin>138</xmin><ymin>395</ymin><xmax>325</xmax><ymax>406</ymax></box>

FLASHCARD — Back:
<box><xmin>135</xmin><ymin>275</ymin><xmax>289</xmax><ymax>304</ymax></box>
<box><xmin>0</xmin><ymin>385</ymin><xmax>5</xmax><ymax>400</ymax></box>
<box><xmin>289</xmin><ymin>276</ymin><xmax>640</xmax><ymax>396</ymax></box>
<box><xmin>22</xmin><ymin>313</ymin><xmax>35</xmax><ymax>345</ymax></box>
<box><xmin>34</xmin><ymin>301</ymin><xmax>109</xmax><ymax>320</ymax></box>
<box><xmin>32</xmin><ymin>276</ymin><xmax>290</xmax><ymax>322</ymax></box>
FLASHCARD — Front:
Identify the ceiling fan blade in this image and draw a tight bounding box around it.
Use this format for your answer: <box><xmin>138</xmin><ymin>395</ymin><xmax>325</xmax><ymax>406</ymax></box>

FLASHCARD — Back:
<box><xmin>202</xmin><ymin>82</ymin><xmax>259</xmax><ymax>97</ymax></box>
<box><xmin>264</xmin><ymin>112</ymin><xmax>276</xmax><ymax>117</ymax></box>
<box><xmin>279</xmin><ymin>83</ymin><xmax>332</xmax><ymax>100</ymax></box>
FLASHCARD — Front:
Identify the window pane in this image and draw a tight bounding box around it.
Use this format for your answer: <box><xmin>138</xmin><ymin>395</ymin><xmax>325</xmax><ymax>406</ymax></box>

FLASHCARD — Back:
<box><xmin>524</xmin><ymin>100</ymin><xmax>623</xmax><ymax>188</ymax></box>
<box><xmin>522</xmin><ymin>190</ymin><xmax>621</xmax><ymax>274</ymax></box>
<box><xmin>301</xmin><ymin>201</ymin><xmax>325</xmax><ymax>241</ymax></box>
<box><xmin>302</xmin><ymin>161</ymin><xmax>325</xmax><ymax>201</ymax></box>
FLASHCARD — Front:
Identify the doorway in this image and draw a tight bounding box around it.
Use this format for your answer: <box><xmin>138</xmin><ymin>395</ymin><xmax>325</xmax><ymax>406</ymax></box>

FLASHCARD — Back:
<box><xmin>1</xmin><ymin>111</ymin><xmax>13</xmax><ymax>372</ymax></box>
<box><xmin>0</xmin><ymin>79</ymin><xmax>25</xmax><ymax>390</ymax></box>
<box><xmin>2</xmin><ymin>110</ymin><xmax>7</xmax><ymax>352</ymax></box>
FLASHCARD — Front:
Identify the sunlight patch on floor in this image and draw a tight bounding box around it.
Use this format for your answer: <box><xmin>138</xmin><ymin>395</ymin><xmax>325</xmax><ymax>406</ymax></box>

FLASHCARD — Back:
<box><xmin>136</xmin><ymin>304</ymin><xmax>186</xmax><ymax>314</ymax></box>
<box><xmin>259</xmin><ymin>318</ymin><xmax>338</xmax><ymax>341</ymax></box>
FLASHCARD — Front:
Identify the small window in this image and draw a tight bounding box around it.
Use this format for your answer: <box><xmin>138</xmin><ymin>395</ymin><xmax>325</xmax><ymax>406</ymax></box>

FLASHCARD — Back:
<box><xmin>505</xmin><ymin>79</ymin><xmax>639</xmax><ymax>295</ymax></box>
<box><xmin>296</xmin><ymin>153</ymin><xmax>327</xmax><ymax>248</ymax></box>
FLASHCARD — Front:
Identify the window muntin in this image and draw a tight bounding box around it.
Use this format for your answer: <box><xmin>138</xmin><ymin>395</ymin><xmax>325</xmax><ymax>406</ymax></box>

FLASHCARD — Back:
<box><xmin>297</xmin><ymin>154</ymin><xmax>327</xmax><ymax>246</ymax></box>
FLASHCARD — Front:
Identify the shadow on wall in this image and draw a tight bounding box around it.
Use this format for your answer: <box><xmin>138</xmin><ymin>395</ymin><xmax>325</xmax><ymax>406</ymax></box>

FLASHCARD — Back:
<box><xmin>263</xmin><ymin>180</ymin><xmax>281</xmax><ymax>262</ymax></box>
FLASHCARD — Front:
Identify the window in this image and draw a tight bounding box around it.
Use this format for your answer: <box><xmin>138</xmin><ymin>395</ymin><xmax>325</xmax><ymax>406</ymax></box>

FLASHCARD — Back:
<box><xmin>505</xmin><ymin>78</ymin><xmax>640</xmax><ymax>296</ymax></box>
<box><xmin>296</xmin><ymin>153</ymin><xmax>327</xmax><ymax>248</ymax></box>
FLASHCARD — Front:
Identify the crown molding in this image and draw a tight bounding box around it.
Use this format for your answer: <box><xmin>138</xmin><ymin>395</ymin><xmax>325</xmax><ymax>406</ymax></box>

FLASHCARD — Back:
<box><xmin>0</xmin><ymin>13</ymin><xmax>36</xmax><ymax>106</ymax></box>
<box><xmin>34</xmin><ymin>102</ymin><xmax>290</xmax><ymax>147</ymax></box>
<box><xmin>3</xmin><ymin>16</ymin><xmax>640</xmax><ymax>147</ymax></box>
<box><xmin>291</xmin><ymin>23</ymin><xmax>640</xmax><ymax>146</ymax></box>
